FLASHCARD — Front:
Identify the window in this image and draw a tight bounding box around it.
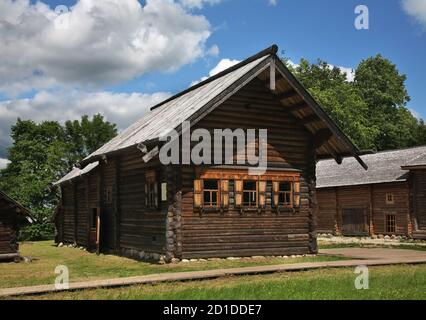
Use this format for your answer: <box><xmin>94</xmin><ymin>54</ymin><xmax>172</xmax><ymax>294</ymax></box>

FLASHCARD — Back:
<box><xmin>386</xmin><ymin>214</ymin><xmax>396</xmax><ymax>234</ymax></box>
<box><xmin>145</xmin><ymin>171</ymin><xmax>158</xmax><ymax>209</ymax></box>
<box><xmin>203</xmin><ymin>180</ymin><xmax>219</xmax><ymax>207</ymax></box>
<box><xmin>278</xmin><ymin>182</ymin><xmax>292</xmax><ymax>206</ymax></box>
<box><xmin>386</xmin><ymin>193</ymin><xmax>395</xmax><ymax>205</ymax></box>
<box><xmin>105</xmin><ymin>186</ymin><xmax>113</xmax><ymax>204</ymax></box>
<box><xmin>243</xmin><ymin>181</ymin><xmax>257</xmax><ymax>207</ymax></box>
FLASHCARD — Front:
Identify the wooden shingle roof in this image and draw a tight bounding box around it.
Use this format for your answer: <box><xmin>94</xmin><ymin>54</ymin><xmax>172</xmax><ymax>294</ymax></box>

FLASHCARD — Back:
<box><xmin>56</xmin><ymin>45</ymin><xmax>367</xmax><ymax>185</ymax></box>
<box><xmin>317</xmin><ymin>145</ymin><xmax>426</xmax><ymax>188</ymax></box>
<box><xmin>0</xmin><ymin>190</ymin><xmax>34</xmax><ymax>223</ymax></box>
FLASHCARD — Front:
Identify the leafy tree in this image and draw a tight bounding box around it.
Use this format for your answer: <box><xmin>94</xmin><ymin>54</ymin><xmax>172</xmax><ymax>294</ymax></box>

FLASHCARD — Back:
<box><xmin>0</xmin><ymin>114</ymin><xmax>117</xmax><ymax>240</ymax></box>
<box><xmin>287</xmin><ymin>55</ymin><xmax>426</xmax><ymax>152</ymax></box>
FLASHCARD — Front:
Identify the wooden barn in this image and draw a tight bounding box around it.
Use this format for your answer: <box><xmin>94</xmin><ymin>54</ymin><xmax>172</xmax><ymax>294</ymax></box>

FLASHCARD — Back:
<box><xmin>0</xmin><ymin>190</ymin><xmax>33</xmax><ymax>261</ymax></box>
<box><xmin>317</xmin><ymin>146</ymin><xmax>426</xmax><ymax>239</ymax></box>
<box><xmin>54</xmin><ymin>45</ymin><xmax>365</xmax><ymax>262</ymax></box>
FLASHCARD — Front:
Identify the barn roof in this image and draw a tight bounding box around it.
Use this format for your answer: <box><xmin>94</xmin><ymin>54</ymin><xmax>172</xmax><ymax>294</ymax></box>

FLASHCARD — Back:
<box><xmin>57</xmin><ymin>44</ymin><xmax>367</xmax><ymax>185</ymax></box>
<box><xmin>54</xmin><ymin>161</ymin><xmax>99</xmax><ymax>185</ymax></box>
<box><xmin>317</xmin><ymin>145</ymin><xmax>426</xmax><ymax>188</ymax></box>
<box><xmin>402</xmin><ymin>151</ymin><xmax>426</xmax><ymax>169</ymax></box>
<box><xmin>0</xmin><ymin>190</ymin><xmax>34</xmax><ymax>223</ymax></box>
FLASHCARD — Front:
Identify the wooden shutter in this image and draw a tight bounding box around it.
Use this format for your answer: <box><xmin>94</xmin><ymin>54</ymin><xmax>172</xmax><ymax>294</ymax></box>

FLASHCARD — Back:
<box><xmin>235</xmin><ymin>180</ymin><xmax>243</xmax><ymax>207</ymax></box>
<box><xmin>259</xmin><ymin>181</ymin><xmax>267</xmax><ymax>207</ymax></box>
<box><xmin>272</xmin><ymin>181</ymin><xmax>279</xmax><ymax>207</ymax></box>
<box><xmin>194</xmin><ymin>179</ymin><xmax>202</xmax><ymax>208</ymax></box>
<box><xmin>293</xmin><ymin>181</ymin><xmax>301</xmax><ymax>208</ymax></box>
<box><xmin>221</xmin><ymin>179</ymin><xmax>229</xmax><ymax>208</ymax></box>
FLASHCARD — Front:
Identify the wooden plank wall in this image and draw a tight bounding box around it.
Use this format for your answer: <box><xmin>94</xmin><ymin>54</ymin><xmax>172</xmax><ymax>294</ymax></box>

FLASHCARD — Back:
<box><xmin>118</xmin><ymin>151</ymin><xmax>167</xmax><ymax>253</ymax></box>
<box><xmin>413</xmin><ymin>170</ymin><xmax>426</xmax><ymax>230</ymax></box>
<box><xmin>317</xmin><ymin>182</ymin><xmax>410</xmax><ymax>236</ymax></box>
<box><xmin>0</xmin><ymin>201</ymin><xmax>18</xmax><ymax>254</ymax></box>
<box><xmin>75</xmin><ymin>181</ymin><xmax>88</xmax><ymax>246</ymax></box>
<box><xmin>179</xmin><ymin>79</ymin><xmax>315</xmax><ymax>259</ymax></box>
<box><xmin>61</xmin><ymin>185</ymin><xmax>75</xmax><ymax>243</ymax></box>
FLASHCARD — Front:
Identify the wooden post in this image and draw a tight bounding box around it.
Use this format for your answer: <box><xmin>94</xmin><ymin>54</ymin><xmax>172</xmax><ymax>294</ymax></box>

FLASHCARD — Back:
<box><xmin>73</xmin><ymin>183</ymin><xmax>78</xmax><ymax>244</ymax></box>
<box><xmin>114</xmin><ymin>157</ymin><xmax>121</xmax><ymax>251</ymax></box>
<box><xmin>369</xmin><ymin>185</ymin><xmax>374</xmax><ymax>235</ymax></box>
<box><xmin>270</xmin><ymin>58</ymin><xmax>276</xmax><ymax>92</ymax></box>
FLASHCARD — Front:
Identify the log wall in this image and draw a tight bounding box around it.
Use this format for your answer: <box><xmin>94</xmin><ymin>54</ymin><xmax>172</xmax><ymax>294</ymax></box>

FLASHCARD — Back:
<box><xmin>317</xmin><ymin>182</ymin><xmax>410</xmax><ymax>236</ymax></box>
<box><xmin>178</xmin><ymin>79</ymin><xmax>317</xmax><ymax>259</ymax></box>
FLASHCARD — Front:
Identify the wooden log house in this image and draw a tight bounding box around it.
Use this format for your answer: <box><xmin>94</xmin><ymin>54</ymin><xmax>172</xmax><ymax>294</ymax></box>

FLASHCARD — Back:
<box><xmin>0</xmin><ymin>190</ymin><xmax>34</xmax><ymax>261</ymax></box>
<box><xmin>54</xmin><ymin>45</ymin><xmax>366</xmax><ymax>261</ymax></box>
<box><xmin>317</xmin><ymin>146</ymin><xmax>426</xmax><ymax>239</ymax></box>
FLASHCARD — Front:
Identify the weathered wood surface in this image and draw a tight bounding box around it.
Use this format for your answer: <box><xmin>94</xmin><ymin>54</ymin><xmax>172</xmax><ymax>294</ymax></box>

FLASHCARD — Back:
<box><xmin>317</xmin><ymin>182</ymin><xmax>410</xmax><ymax>236</ymax></box>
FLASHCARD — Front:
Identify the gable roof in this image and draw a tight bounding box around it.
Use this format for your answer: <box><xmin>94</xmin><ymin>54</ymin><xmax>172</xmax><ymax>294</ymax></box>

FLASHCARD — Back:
<box><xmin>402</xmin><ymin>151</ymin><xmax>426</xmax><ymax>170</ymax></box>
<box><xmin>0</xmin><ymin>190</ymin><xmax>34</xmax><ymax>224</ymax></box>
<box><xmin>54</xmin><ymin>161</ymin><xmax>99</xmax><ymax>186</ymax></box>
<box><xmin>56</xmin><ymin>44</ymin><xmax>367</xmax><ymax>185</ymax></box>
<box><xmin>317</xmin><ymin>145</ymin><xmax>426</xmax><ymax>189</ymax></box>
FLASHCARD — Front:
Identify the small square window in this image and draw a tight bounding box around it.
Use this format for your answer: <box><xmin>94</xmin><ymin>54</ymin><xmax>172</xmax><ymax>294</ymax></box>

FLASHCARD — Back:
<box><xmin>386</xmin><ymin>193</ymin><xmax>395</xmax><ymax>205</ymax></box>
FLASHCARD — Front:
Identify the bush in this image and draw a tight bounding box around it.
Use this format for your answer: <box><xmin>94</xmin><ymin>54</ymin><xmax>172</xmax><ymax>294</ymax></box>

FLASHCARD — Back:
<box><xmin>19</xmin><ymin>223</ymin><xmax>55</xmax><ymax>241</ymax></box>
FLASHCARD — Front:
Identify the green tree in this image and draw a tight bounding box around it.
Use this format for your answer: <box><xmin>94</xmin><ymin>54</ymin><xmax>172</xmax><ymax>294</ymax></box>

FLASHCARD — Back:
<box><xmin>287</xmin><ymin>55</ymin><xmax>426</xmax><ymax>152</ymax></box>
<box><xmin>0</xmin><ymin>114</ymin><xmax>117</xmax><ymax>240</ymax></box>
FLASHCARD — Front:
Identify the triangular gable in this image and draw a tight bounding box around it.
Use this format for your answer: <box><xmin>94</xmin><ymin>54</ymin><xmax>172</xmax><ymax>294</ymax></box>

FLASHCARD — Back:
<box><xmin>73</xmin><ymin>45</ymin><xmax>366</xmax><ymax>172</ymax></box>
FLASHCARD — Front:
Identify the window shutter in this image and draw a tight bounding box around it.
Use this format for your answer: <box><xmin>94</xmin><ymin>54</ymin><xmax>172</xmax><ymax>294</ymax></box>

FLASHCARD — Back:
<box><xmin>272</xmin><ymin>181</ymin><xmax>279</xmax><ymax>207</ymax></box>
<box><xmin>293</xmin><ymin>181</ymin><xmax>301</xmax><ymax>207</ymax></box>
<box><xmin>154</xmin><ymin>181</ymin><xmax>159</xmax><ymax>208</ymax></box>
<box><xmin>259</xmin><ymin>181</ymin><xmax>267</xmax><ymax>207</ymax></box>
<box><xmin>221</xmin><ymin>179</ymin><xmax>229</xmax><ymax>208</ymax></box>
<box><xmin>194</xmin><ymin>179</ymin><xmax>202</xmax><ymax>208</ymax></box>
<box><xmin>234</xmin><ymin>180</ymin><xmax>243</xmax><ymax>207</ymax></box>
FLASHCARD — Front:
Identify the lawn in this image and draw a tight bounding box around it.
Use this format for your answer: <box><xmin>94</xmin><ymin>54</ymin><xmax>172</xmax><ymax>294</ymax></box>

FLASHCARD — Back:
<box><xmin>14</xmin><ymin>264</ymin><xmax>426</xmax><ymax>300</ymax></box>
<box><xmin>0</xmin><ymin>241</ymin><xmax>342</xmax><ymax>289</ymax></box>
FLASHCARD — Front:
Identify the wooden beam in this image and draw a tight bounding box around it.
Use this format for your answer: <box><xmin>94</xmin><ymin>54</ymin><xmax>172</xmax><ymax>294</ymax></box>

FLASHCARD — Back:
<box><xmin>270</xmin><ymin>59</ymin><xmax>276</xmax><ymax>91</ymax></box>
<box><xmin>285</xmin><ymin>102</ymin><xmax>308</xmax><ymax>113</ymax></box>
<box><xmin>277</xmin><ymin>89</ymin><xmax>298</xmax><ymax>101</ymax></box>
<box><xmin>301</xmin><ymin>115</ymin><xmax>321</xmax><ymax>125</ymax></box>
<box><xmin>313</xmin><ymin>129</ymin><xmax>333</xmax><ymax>148</ymax></box>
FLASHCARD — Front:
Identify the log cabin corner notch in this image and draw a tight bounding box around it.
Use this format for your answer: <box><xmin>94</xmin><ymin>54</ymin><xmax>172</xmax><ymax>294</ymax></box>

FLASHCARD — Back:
<box><xmin>0</xmin><ymin>190</ymin><xmax>34</xmax><ymax>261</ymax></box>
<box><xmin>54</xmin><ymin>44</ymin><xmax>366</xmax><ymax>262</ymax></box>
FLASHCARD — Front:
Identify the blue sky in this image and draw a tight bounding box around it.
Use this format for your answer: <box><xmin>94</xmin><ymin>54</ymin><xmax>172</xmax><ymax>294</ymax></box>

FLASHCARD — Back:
<box><xmin>0</xmin><ymin>0</ymin><xmax>425</xmax><ymax>164</ymax></box>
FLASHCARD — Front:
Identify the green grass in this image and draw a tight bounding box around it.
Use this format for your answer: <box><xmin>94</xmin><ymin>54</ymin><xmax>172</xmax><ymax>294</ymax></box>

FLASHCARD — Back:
<box><xmin>0</xmin><ymin>241</ymin><xmax>342</xmax><ymax>289</ymax></box>
<box><xmin>16</xmin><ymin>265</ymin><xmax>426</xmax><ymax>300</ymax></box>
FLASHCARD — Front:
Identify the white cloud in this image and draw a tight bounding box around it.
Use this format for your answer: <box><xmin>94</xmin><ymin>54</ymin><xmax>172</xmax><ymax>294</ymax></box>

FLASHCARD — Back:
<box><xmin>0</xmin><ymin>90</ymin><xmax>171</xmax><ymax>156</ymax></box>
<box><xmin>0</xmin><ymin>158</ymin><xmax>10</xmax><ymax>169</ymax></box>
<box><xmin>0</xmin><ymin>0</ymin><xmax>213</xmax><ymax>96</ymax></box>
<box><xmin>207</xmin><ymin>44</ymin><xmax>220</xmax><ymax>57</ymax></box>
<box><xmin>402</xmin><ymin>0</ymin><xmax>426</xmax><ymax>28</ymax></box>
<box><xmin>338</xmin><ymin>66</ymin><xmax>355</xmax><ymax>82</ymax></box>
<box><xmin>190</xmin><ymin>58</ymin><xmax>240</xmax><ymax>86</ymax></box>
<box><xmin>179</xmin><ymin>0</ymin><xmax>222</xmax><ymax>9</ymax></box>
<box><xmin>268</xmin><ymin>0</ymin><xmax>278</xmax><ymax>6</ymax></box>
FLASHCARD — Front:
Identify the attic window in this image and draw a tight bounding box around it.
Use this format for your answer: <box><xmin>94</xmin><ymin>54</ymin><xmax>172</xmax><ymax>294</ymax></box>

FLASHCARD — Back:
<box><xmin>386</xmin><ymin>193</ymin><xmax>395</xmax><ymax>205</ymax></box>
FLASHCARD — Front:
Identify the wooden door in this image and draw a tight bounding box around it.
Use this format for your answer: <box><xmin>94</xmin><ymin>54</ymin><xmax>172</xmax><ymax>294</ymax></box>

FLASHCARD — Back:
<box><xmin>342</xmin><ymin>208</ymin><xmax>367</xmax><ymax>236</ymax></box>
